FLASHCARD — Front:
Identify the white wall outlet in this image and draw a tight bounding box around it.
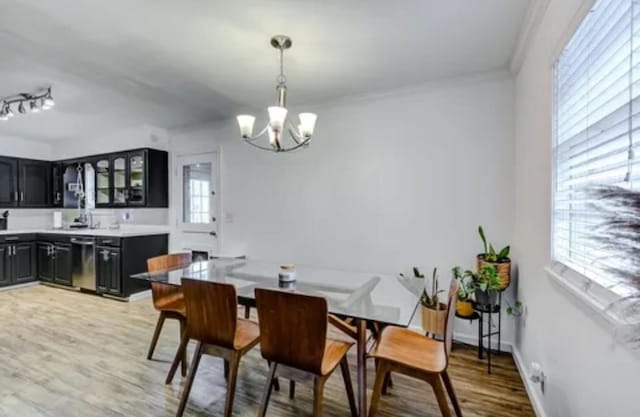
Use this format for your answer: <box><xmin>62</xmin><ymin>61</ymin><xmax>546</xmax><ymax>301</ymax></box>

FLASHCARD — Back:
<box><xmin>530</xmin><ymin>362</ymin><xmax>545</xmax><ymax>393</ymax></box>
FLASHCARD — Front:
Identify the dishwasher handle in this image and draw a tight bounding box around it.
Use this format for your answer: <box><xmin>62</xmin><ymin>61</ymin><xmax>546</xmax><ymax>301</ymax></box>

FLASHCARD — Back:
<box><xmin>70</xmin><ymin>238</ymin><xmax>95</xmax><ymax>246</ymax></box>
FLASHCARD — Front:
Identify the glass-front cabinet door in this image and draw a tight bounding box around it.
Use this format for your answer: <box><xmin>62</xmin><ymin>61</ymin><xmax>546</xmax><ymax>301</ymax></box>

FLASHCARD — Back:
<box><xmin>95</xmin><ymin>158</ymin><xmax>111</xmax><ymax>207</ymax></box>
<box><xmin>127</xmin><ymin>151</ymin><xmax>146</xmax><ymax>206</ymax></box>
<box><xmin>112</xmin><ymin>156</ymin><xmax>127</xmax><ymax>206</ymax></box>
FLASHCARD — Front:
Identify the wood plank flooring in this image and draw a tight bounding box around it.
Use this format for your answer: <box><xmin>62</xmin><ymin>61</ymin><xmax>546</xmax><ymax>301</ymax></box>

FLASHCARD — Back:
<box><xmin>0</xmin><ymin>285</ymin><xmax>535</xmax><ymax>417</ymax></box>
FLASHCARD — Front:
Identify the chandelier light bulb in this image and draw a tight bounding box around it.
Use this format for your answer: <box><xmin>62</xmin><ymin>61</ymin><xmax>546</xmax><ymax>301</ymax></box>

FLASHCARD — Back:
<box><xmin>6</xmin><ymin>106</ymin><xmax>14</xmax><ymax>118</ymax></box>
<box><xmin>30</xmin><ymin>100</ymin><xmax>40</xmax><ymax>113</ymax></box>
<box><xmin>298</xmin><ymin>113</ymin><xmax>318</xmax><ymax>137</ymax></box>
<box><xmin>267</xmin><ymin>126</ymin><xmax>278</xmax><ymax>148</ymax></box>
<box><xmin>267</xmin><ymin>106</ymin><xmax>288</xmax><ymax>131</ymax></box>
<box><xmin>18</xmin><ymin>102</ymin><xmax>26</xmax><ymax>114</ymax></box>
<box><xmin>237</xmin><ymin>115</ymin><xmax>256</xmax><ymax>138</ymax></box>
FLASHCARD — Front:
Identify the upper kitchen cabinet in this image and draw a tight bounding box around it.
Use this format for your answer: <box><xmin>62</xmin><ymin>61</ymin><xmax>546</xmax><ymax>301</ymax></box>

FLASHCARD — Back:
<box><xmin>95</xmin><ymin>157</ymin><xmax>111</xmax><ymax>208</ymax></box>
<box><xmin>0</xmin><ymin>157</ymin><xmax>19</xmax><ymax>207</ymax></box>
<box><xmin>109</xmin><ymin>149</ymin><xmax>167</xmax><ymax>208</ymax></box>
<box><xmin>51</xmin><ymin>163</ymin><xmax>64</xmax><ymax>207</ymax></box>
<box><xmin>19</xmin><ymin>159</ymin><xmax>51</xmax><ymax>208</ymax></box>
<box><xmin>0</xmin><ymin>157</ymin><xmax>50</xmax><ymax>208</ymax></box>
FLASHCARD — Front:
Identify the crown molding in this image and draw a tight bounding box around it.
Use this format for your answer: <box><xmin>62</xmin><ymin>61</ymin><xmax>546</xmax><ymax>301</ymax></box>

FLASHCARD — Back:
<box><xmin>510</xmin><ymin>0</ymin><xmax>552</xmax><ymax>76</ymax></box>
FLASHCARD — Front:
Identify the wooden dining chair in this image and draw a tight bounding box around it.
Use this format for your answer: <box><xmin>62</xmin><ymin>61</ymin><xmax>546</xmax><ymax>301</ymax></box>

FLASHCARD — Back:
<box><xmin>174</xmin><ymin>279</ymin><xmax>260</xmax><ymax>417</ymax></box>
<box><xmin>368</xmin><ymin>279</ymin><xmax>462</xmax><ymax>417</ymax></box>
<box><xmin>146</xmin><ymin>252</ymin><xmax>192</xmax><ymax>366</ymax></box>
<box><xmin>255</xmin><ymin>288</ymin><xmax>358</xmax><ymax>417</ymax></box>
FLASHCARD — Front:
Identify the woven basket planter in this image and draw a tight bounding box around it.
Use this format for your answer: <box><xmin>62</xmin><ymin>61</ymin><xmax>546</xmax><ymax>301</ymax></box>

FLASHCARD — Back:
<box><xmin>421</xmin><ymin>303</ymin><xmax>447</xmax><ymax>336</ymax></box>
<box><xmin>477</xmin><ymin>255</ymin><xmax>511</xmax><ymax>291</ymax></box>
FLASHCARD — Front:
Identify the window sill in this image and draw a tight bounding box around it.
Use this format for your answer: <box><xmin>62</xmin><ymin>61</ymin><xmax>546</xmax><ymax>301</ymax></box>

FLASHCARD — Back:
<box><xmin>545</xmin><ymin>264</ymin><xmax>621</xmax><ymax>327</ymax></box>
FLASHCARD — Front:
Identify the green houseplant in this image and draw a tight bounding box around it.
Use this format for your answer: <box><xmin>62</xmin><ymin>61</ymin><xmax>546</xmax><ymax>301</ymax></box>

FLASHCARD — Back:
<box><xmin>416</xmin><ymin>267</ymin><xmax>447</xmax><ymax>336</ymax></box>
<box><xmin>452</xmin><ymin>267</ymin><xmax>475</xmax><ymax>317</ymax></box>
<box><xmin>477</xmin><ymin>225</ymin><xmax>512</xmax><ymax>290</ymax></box>
<box><xmin>471</xmin><ymin>264</ymin><xmax>502</xmax><ymax>306</ymax></box>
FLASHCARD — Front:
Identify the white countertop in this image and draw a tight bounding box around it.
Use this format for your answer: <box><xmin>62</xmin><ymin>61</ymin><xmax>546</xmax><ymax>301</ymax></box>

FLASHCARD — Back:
<box><xmin>0</xmin><ymin>226</ymin><xmax>170</xmax><ymax>238</ymax></box>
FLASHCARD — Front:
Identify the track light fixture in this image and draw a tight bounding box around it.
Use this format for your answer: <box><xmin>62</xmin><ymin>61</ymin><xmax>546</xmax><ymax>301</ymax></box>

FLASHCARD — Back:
<box><xmin>0</xmin><ymin>87</ymin><xmax>55</xmax><ymax>122</ymax></box>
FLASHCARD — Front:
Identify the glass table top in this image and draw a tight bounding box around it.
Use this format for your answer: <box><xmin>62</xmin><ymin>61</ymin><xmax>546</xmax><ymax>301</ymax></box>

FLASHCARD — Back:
<box><xmin>131</xmin><ymin>258</ymin><xmax>424</xmax><ymax>327</ymax></box>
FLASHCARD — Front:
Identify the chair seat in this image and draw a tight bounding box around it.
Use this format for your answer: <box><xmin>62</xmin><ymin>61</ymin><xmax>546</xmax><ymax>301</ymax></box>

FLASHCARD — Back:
<box><xmin>370</xmin><ymin>326</ymin><xmax>446</xmax><ymax>374</ymax></box>
<box><xmin>321</xmin><ymin>338</ymin><xmax>353</xmax><ymax>376</ymax></box>
<box><xmin>157</xmin><ymin>293</ymin><xmax>186</xmax><ymax>316</ymax></box>
<box><xmin>233</xmin><ymin>319</ymin><xmax>260</xmax><ymax>350</ymax></box>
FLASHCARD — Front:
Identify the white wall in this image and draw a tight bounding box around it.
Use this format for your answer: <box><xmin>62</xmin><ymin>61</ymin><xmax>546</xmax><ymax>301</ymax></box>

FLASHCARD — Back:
<box><xmin>513</xmin><ymin>1</ymin><xmax>640</xmax><ymax>417</ymax></box>
<box><xmin>50</xmin><ymin>124</ymin><xmax>169</xmax><ymax>160</ymax></box>
<box><xmin>0</xmin><ymin>135</ymin><xmax>53</xmax><ymax>160</ymax></box>
<box><xmin>171</xmin><ymin>73</ymin><xmax>516</xmax><ymax>344</ymax></box>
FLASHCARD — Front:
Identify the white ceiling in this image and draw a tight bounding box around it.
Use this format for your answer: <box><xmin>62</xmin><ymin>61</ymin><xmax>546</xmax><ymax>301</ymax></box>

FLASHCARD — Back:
<box><xmin>0</xmin><ymin>0</ymin><xmax>530</xmax><ymax>142</ymax></box>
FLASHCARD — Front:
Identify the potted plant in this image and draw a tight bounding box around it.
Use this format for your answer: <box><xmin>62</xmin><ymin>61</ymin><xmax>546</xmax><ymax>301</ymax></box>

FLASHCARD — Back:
<box><xmin>471</xmin><ymin>264</ymin><xmax>502</xmax><ymax>306</ymax></box>
<box><xmin>417</xmin><ymin>267</ymin><xmax>447</xmax><ymax>336</ymax></box>
<box><xmin>477</xmin><ymin>225</ymin><xmax>511</xmax><ymax>290</ymax></box>
<box><xmin>452</xmin><ymin>267</ymin><xmax>475</xmax><ymax>317</ymax></box>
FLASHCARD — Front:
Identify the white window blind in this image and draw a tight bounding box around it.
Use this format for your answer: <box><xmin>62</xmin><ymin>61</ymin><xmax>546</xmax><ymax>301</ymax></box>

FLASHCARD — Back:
<box><xmin>553</xmin><ymin>0</ymin><xmax>640</xmax><ymax>297</ymax></box>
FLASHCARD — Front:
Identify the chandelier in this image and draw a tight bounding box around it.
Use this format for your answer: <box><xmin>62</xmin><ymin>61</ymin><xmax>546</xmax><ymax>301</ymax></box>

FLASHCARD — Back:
<box><xmin>236</xmin><ymin>35</ymin><xmax>317</xmax><ymax>152</ymax></box>
<box><xmin>0</xmin><ymin>87</ymin><xmax>55</xmax><ymax>121</ymax></box>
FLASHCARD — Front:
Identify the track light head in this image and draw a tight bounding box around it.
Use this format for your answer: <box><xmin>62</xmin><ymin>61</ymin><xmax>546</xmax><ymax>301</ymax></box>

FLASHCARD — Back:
<box><xmin>18</xmin><ymin>102</ymin><xmax>26</xmax><ymax>114</ymax></box>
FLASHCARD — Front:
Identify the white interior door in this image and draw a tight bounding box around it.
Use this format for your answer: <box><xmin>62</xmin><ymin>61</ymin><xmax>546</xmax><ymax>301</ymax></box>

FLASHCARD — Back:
<box><xmin>175</xmin><ymin>152</ymin><xmax>219</xmax><ymax>256</ymax></box>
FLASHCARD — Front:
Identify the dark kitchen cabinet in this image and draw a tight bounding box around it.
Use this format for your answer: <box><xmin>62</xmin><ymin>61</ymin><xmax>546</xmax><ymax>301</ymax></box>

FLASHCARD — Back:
<box><xmin>14</xmin><ymin>242</ymin><xmax>36</xmax><ymax>283</ymax></box>
<box><xmin>51</xmin><ymin>163</ymin><xmax>64</xmax><ymax>207</ymax></box>
<box><xmin>19</xmin><ymin>160</ymin><xmax>51</xmax><ymax>208</ymax></box>
<box><xmin>53</xmin><ymin>243</ymin><xmax>72</xmax><ymax>286</ymax></box>
<box><xmin>0</xmin><ymin>148</ymin><xmax>168</xmax><ymax>209</ymax></box>
<box><xmin>0</xmin><ymin>239</ymin><xmax>36</xmax><ymax>286</ymax></box>
<box><xmin>37</xmin><ymin>242</ymin><xmax>55</xmax><ymax>282</ymax></box>
<box><xmin>0</xmin><ymin>245</ymin><xmax>11</xmax><ymax>286</ymax></box>
<box><xmin>96</xmin><ymin>246</ymin><xmax>121</xmax><ymax>296</ymax></box>
<box><xmin>0</xmin><ymin>157</ymin><xmax>19</xmax><ymax>208</ymax></box>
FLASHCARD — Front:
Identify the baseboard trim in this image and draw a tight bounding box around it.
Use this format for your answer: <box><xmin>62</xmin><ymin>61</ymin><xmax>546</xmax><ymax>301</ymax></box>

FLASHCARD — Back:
<box><xmin>0</xmin><ymin>281</ymin><xmax>40</xmax><ymax>292</ymax></box>
<box><xmin>512</xmin><ymin>346</ymin><xmax>547</xmax><ymax>417</ymax></box>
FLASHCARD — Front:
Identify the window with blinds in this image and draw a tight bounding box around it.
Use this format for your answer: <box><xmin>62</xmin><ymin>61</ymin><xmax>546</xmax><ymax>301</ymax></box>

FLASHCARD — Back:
<box><xmin>553</xmin><ymin>0</ymin><xmax>639</xmax><ymax>297</ymax></box>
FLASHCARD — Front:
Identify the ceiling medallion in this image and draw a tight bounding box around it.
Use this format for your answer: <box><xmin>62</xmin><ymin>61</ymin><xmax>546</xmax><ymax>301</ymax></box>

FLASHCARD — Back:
<box><xmin>236</xmin><ymin>35</ymin><xmax>317</xmax><ymax>152</ymax></box>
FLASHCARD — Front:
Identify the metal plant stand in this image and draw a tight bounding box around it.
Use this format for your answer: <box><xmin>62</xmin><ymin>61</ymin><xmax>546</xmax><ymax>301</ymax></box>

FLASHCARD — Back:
<box><xmin>455</xmin><ymin>292</ymin><xmax>503</xmax><ymax>374</ymax></box>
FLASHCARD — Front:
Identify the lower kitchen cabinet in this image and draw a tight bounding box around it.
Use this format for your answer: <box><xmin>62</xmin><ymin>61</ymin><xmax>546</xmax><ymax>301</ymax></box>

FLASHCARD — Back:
<box><xmin>53</xmin><ymin>244</ymin><xmax>72</xmax><ymax>286</ymax></box>
<box><xmin>37</xmin><ymin>242</ymin><xmax>72</xmax><ymax>286</ymax></box>
<box><xmin>37</xmin><ymin>242</ymin><xmax>54</xmax><ymax>282</ymax></box>
<box><xmin>0</xmin><ymin>245</ymin><xmax>11</xmax><ymax>286</ymax></box>
<box><xmin>0</xmin><ymin>241</ymin><xmax>37</xmax><ymax>286</ymax></box>
<box><xmin>96</xmin><ymin>246</ymin><xmax>121</xmax><ymax>296</ymax></box>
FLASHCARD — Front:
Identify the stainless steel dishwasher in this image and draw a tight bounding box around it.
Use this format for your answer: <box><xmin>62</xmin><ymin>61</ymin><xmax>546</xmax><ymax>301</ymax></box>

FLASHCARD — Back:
<box><xmin>71</xmin><ymin>236</ymin><xmax>96</xmax><ymax>291</ymax></box>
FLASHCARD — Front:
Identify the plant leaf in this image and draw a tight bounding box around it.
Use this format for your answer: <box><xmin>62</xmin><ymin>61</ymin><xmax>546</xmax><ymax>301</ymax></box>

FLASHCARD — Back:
<box><xmin>498</xmin><ymin>245</ymin><xmax>510</xmax><ymax>260</ymax></box>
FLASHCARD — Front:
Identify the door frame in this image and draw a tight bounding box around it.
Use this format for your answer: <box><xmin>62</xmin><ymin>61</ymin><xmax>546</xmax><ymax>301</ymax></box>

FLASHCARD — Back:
<box><xmin>172</xmin><ymin>148</ymin><xmax>223</xmax><ymax>255</ymax></box>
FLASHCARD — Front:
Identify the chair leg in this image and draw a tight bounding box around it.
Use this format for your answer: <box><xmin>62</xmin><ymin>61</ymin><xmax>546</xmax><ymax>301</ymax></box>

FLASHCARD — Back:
<box><xmin>147</xmin><ymin>311</ymin><xmax>166</xmax><ymax>360</ymax></box>
<box><xmin>312</xmin><ymin>376</ymin><xmax>326</xmax><ymax>417</ymax></box>
<box><xmin>244</xmin><ymin>305</ymin><xmax>251</xmax><ymax>319</ymax></box>
<box><xmin>289</xmin><ymin>380</ymin><xmax>296</xmax><ymax>399</ymax></box>
<box><xmin>442</xmin><ymin>371</ymin><xmax>463</xmax><ymax>417</ymax></box>
<box><xmin>166</xmin><ymin>331</ymin><xmax>189</xmax><ymax>384</ymax></box>
<box><xmin>223</xmin><ymin>353</ymin><xmax>241</xmax><ymax>417</ymax></box>
<box><xmin>258</xmin><ymin>362</ymin><xmax>277</xmax><ymax>417</ymax></box>
<box><xmin>369</xmin><ymin>360</ymin><xmax>389</xmax><ymax>417</ymax></box>
<box><xmin>179</xmin><ymin>319</ymin><xmax>187</xmax><ymax>377</ymax></box>
<box><xmin>224</xmin><ymin>360</ymin><xmax>230</xmax><ymax>380</ymax></box>
<box><xmin>429</xmin><ymin>374</ymin><xmax>452</xmax><ymax>417</ymax></box>
<box><xmin>175</xmin><ymin>343</ymin><xmax>203</xmax><ymax>417</ymax></box>
<box><xmin>340</xmin><ymin>357</ymin><xmax>358</xmax><ymax>417</ymax></box>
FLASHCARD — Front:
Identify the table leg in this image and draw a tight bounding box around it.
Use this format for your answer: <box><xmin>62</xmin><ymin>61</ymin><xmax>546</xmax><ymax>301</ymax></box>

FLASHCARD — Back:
<box><xmin>356</xmin><ymin>319</ymin><xmax>367</xmax><ymax>417</ymax></box>
<box><xmin>477</xmin><ymin>312</ymin><xmax>483</xmax><ymax>359</ymax></box>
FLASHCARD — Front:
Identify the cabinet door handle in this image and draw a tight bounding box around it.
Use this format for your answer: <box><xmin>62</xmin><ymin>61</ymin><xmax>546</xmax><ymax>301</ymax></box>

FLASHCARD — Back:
<box><xmin>20</xmin><ymin>192</ymin><xmax>24</xmax><ymax>202</ymax></box>
<box><xmin>209</xmin><ymin>231</ymin><xmax>217</xmax><ymax>237</ymax></box>
<box><xmin>12</xmin><ymin>246</ymin><xmax>16</xmax><ymax>256</ymax></box>
<box><xmin>13</xmin><ymin>191</ymin><xmax>18</xmax><ymax>202</ymax></box>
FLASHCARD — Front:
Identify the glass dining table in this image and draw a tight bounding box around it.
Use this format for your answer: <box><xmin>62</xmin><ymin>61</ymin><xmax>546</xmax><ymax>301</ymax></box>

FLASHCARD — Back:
<box><xmin>131</xmin><ymin>258</ymin><xmax>424</xmax><ymax>417</ymax></box>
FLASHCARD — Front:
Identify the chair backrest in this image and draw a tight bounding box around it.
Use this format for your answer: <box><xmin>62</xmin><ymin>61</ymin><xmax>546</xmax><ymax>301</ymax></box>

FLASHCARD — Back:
<box><xmin>147</xmin><ymin>252</ymin><xmax>192</xmax><ymax>272</ymax></box>
<box><xmin>182</xmin><ymin>279</ymin><xmax>238</xmax><ymax>348</ymax></box>
<box><xmin>255</xmin><ymin>288</ymin><xmax>328</xmax><ymax>375</ymax></box>
<box><xmin>147</xmin><ymin>253</ymin><xmax>192</xmax><ymax>309</ymax></box>
<box><xmin>443</xmin><ymin>279</ymin><xmax>460</xmax><ymax>360</ymax></box>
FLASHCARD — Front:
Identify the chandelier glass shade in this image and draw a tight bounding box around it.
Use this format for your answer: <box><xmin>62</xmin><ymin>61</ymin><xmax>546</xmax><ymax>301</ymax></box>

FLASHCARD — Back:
<box><xmin>0</xmin><ymin>87</ymin><xmax>55</xmax><ymax>121</ymax></box>
<box><xmin>237</xmin><ymin>35</ymin><xmax>317</xmax><ymax>152</ymax></box>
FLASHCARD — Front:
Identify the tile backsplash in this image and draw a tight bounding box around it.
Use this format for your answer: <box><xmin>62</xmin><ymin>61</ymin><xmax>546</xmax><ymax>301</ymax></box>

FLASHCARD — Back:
<box><xmin>3</xmin><ymin>208</ymin><xmax>169</xmax><ymax>230</ymax></box>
